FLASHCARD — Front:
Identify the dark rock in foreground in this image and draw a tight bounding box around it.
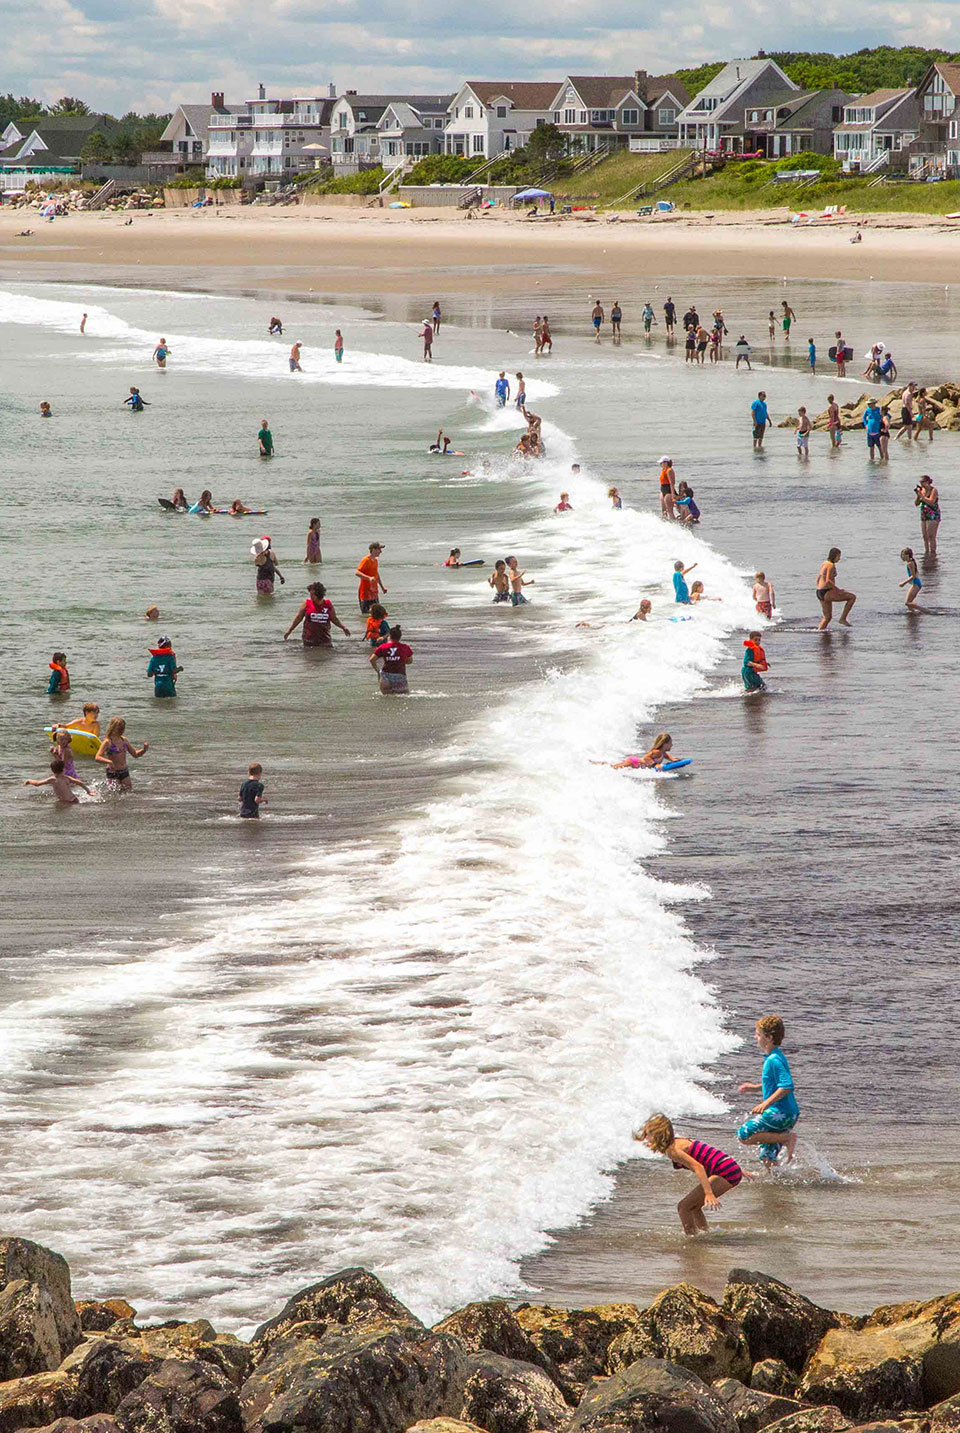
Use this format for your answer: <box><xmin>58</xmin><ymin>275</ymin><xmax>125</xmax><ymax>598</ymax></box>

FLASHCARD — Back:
<box><xmin>724</xmin><ymin>1272</ymin><xmax>841</xmax><ymax>1375</ymax></box>
<box><xmin>434</xmin><ymin>1302</ymin><xmax>564</xmax><ymax>1386</ymax></box>
<box><xmin>713</xmin><ymin>1376</ymin><xmax>805</xmax><ymax>1432</ymax></box>
<box><xmin>460</xmin><ymin>1352</ymin><xmax>570</xmax><ymax>1433</ymax></box>
<box><xmin>1</xmin><ymin>1235</ymin><xmax>959</xmax><ymax>1433</ymax></box>
<box><xmin>569</xmin><ymin>1357</ymin><xmax>737</xmax><ymax>1433</ymax></box>
<box><xmin>240</xmin><ymin>1323</ymin><xmax>468</xmax><ymax>1433</ymax></box>
<box><xmin>609</xmin><ymin>1285</ymin><xmax>752</xmax><ymax>1385</ymax></box>
<box><xmin>114</xmin><ymin>1357</ymin><xmax>241</xmax><ymax>1432</ymax></box>
<box><xmin>512</xmin><ymin>1302</ymin><xmax>643</xmax><ymax>1399</ymax></box>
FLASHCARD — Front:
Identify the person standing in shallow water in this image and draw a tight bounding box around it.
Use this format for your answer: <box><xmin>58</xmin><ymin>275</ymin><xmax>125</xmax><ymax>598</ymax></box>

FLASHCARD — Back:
<box><xmin>634</xmin><ymin>1114</ymin><xmax>747</xmax><ymax>1235</ymax></box>
<box><xmin>915</xmin><ymin>475</ymin><xmax>940</xmax><ymax>556</ymax></box>
<box><xmin>258</xmin><ymin>420</ymin><xmax>273</xmax><ymax>458</ymax></box>
<box><xmin>816</xmin><ymin>547</ymin><xmax>856</xmax><ymax>630</ymax></box>
<box><xmin>371</xmin><ymin>625</ymin><xmax>413</xmax><ymax>694</ymax></box>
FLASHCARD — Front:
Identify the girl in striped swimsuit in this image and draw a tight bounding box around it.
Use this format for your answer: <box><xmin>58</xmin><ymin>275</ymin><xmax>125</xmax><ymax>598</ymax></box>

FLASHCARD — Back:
<box><xmin>635</xmin><ymin>1113</ymin><xmax>748</xmax><ymax>1234</ymax></box>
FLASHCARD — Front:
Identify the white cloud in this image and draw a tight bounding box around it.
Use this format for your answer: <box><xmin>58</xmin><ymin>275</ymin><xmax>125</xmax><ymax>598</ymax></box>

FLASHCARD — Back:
<box><xmin>1</xmin><ymin>0</ymin><xmax>949</xmax><ymax>112</ymax></box>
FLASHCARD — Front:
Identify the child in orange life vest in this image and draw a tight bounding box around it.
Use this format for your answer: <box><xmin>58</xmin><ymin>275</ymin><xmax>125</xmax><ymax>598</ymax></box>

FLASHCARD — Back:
<box><xmin>742</xmin><ymin>631</ymin><xmax>768</xmax><ymax>692</ymax></box>
<box><xmin>364</xmin><ymin>602</ymin><xmax>390</xmax><ymax>647</ymax></box>
<box><xmin>47</xmin><ymin>652</ymin><xmax>70</xmax><ymax>696</ymax></box>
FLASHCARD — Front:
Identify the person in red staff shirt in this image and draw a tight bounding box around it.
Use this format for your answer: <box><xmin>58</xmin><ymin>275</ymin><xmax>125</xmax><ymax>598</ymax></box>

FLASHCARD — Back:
<box><xmin>355</xmin><ymin>542</ymin><xmax>387</xmax><ymax>614</ymax></box>
<box><xmin>370</xmin><ymin>625</ymin><xmax>413</xmax><ymax>694</ymax></box>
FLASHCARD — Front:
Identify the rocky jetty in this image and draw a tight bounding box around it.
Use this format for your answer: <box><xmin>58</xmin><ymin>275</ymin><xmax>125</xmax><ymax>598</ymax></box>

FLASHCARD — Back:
<box><xmin>776</xmin><ymin>383</ymin><xmax>960</xmax><ymax>432</ymax></box>
<box><xmin>0</xmin><ymin>1238</ymin><xmax>958</xmax><ymax>1433</ymax></box>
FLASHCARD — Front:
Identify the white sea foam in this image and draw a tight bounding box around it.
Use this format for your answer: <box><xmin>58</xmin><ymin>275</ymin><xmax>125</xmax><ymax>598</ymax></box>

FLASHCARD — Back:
<box><xmin>0</xmin><ymin>285</ymin><xmax>759</xmax><ymax>1331</ymax></box>
<box><xmin>0</xmin><ymin>288</ymin><xmax>558</xmax><ymax>399</ymax></box>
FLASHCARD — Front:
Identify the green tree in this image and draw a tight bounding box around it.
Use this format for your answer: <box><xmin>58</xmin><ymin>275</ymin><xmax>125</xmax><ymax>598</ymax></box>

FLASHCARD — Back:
<box><xmin>0</xmin><ymin>94</ymin><xmax>47</xmax><ymax>128</ymax></box>
<box><xmin>526</xmin><ymin>122</ymin><xmax>566</xmax><ymax>165</ymax></box>
<box><xmin>81</xmin><ymin>130</ymin><xmax>113</xmax><ymax>162</ymax></box>
<box><xmin>50</xmin><ymin>96</ymin><xmax>90</xmax><ymax>115</ymax></box>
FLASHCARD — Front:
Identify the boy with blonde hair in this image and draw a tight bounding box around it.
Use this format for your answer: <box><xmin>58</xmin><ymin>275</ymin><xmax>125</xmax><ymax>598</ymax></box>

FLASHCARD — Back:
<box><xmin>737</xmin><ymin>1015</ymin><xmax>800</xmax><ymax>1166</ymax></box>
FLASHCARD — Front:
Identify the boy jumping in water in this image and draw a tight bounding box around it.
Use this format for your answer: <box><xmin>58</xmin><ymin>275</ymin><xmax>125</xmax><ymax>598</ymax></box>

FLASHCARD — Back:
<box><xmin>737</xmin><ymin>1014</ymin><xmax>800</xmax><ymax>1167</ymax></box>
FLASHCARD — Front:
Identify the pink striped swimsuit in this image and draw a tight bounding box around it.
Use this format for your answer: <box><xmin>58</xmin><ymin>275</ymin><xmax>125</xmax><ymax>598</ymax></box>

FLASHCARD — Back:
<box><xmin>674</xmin><ymin>1140</ymin><xmax>742</xmax><ymax>1187</ymax></box>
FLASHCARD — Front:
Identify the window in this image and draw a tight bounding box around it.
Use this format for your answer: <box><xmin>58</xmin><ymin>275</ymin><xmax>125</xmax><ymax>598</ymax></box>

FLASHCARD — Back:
<box><xmin>579</xmin><ymin>110</ymin><xmax>587</xmax><ymax>123</ymax></box>
<box><xmin>472</xmin><ymin>134</ymin><xmax>484</xmax><ymax>153</ymax></box>
<box><xmin>951</xmin><ymin>119</ymin><xmax>959</xmax><ymax>139</ymax></box>
<box><xmin>622</xmin><ymin>108</ymin><xmax>639</xmax><ymax>125</ymax></box>
<box><xmin>497</xmin><ymin>106</ymin><xmax>507</xmax><ymax>118</ymax></box>
<box><xmin>564</xmin><ymin>108</ymin><xmax>576</xmax><ymax>123</ymax></box>
<box><xmin>658</xmin><ymin>107</ymin><xmax>675</xmax><ymax>125</ymax></box>
<box><xmin>338</xmin><ymin>112</ymin><xmax>347</xmax><ymax>128</ymax></box>
<box><xmin>464</xmin><ymin>105</ymin><xmax>474</xmax><ymax>118</ymax></box>
<box><xmin>553</xmin><ymin>111</ymin><xmax>560</xmax><ymax>122</ymax></box>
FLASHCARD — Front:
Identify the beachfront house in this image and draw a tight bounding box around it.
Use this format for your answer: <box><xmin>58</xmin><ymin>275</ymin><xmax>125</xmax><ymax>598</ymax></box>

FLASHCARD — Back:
<box><xmin>548</xmin><ymin>72</ymin><xmax>690</xmax><ymax>153</ymax></box>
<box><xmin>741</xmin><ymin>88</ymin><xmax>849</xmax><ymax>158</ymax></box>
<box><xmin>376</xmin><ymin>100</ymin><xmax>451</xmax><ymax>169</ymax></box>
<box><xmin>145</xmin><ymin>97</ymin><xmax>233</xmax><ymax>183</ymax></box>
<box><xmin>676</xmin><ymin>56</ymin><xmax>797</xmax><ymax>152</ymax></box>
<box><xmin>0</xmin><ymin>113</ymin><xmax>119</xmax><ymax>192</ymax></box>
<box><xmin>833</xmin><ymin>89</ymin><xmax>919</xmax><ymax>173</ymax></box>
<box><xmin>331</xmin><ymin>93</ymin><xmax>452</xmax><ymax>172</ymax></box>
<box><xmin>206</xmin><ymin>86</ymin><xmax>337</xmax><ymax>183</ymax></box>
<box><xmin>443</xmin><ymin>83</ymin><xmax>558</xmax><ymax>160</ymax></box>
<box><xmin>907</xmin><ymin>62</ymin><xmax>960</xmax><ymax>177</ymax></box>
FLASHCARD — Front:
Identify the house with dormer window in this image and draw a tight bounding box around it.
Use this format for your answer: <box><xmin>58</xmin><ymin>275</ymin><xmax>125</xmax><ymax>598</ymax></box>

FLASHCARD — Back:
<box><xmin>907</xmin><ymin>62</ymin><xmax>960</xmax><ymax>176</ymax></box>
<box><xmin>331</xmin><ymin>92</ymin><xmax>452</xmax><ymax>171</ymax></box>
<box><xmin>742</xmin><ymin>89</ymin><xmax>848</xmax><ymax>158</ymax></box>
<box><xmin>833</xmin><ymin>89</ymin><xmax>918</xmax><ymax>172</ymax></box>
<box><xmin>677</xmin><ymin>56</ymin><xmax>797</xmax><ymax>151</ymax></box>
<box><xmin>376</xmin><ymin>100</ymin><xmax>450</xmax><ymax>165</ymax></box>
<box><xmin>547</xmin><ymin>72</ymin><xmax>688</xmax><ymax>152</ymax></box>
<box><xmin>444</xmin><ymin>82</ymin><xmax>558</xmax><ymax>159</ymax></box>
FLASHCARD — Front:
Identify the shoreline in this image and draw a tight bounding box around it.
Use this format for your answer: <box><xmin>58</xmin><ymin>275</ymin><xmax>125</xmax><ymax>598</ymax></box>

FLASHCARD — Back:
<box><xmin>6</xmin><ymin>205</ymin><xmax>960</xmax><ymax>290</ymax></box>
<box><xmin>3</xmin><ymin>1237</ymin><xmax>959</xmax><ymax>1433</ymax></box>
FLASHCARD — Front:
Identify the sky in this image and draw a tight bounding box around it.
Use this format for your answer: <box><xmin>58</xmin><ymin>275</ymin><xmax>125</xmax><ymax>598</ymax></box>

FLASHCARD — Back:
<box><xmin>3</xmin><ymin>0</ymin><xmax>960</xmax><ymax>113</ymax></box>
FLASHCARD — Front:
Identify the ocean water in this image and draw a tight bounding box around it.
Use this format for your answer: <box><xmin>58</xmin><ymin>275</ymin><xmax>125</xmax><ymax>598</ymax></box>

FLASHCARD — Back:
<box><xmin>1</xmin><ymin>273</ymin><xmax>958</xmax><ymax>1329</ymax></box>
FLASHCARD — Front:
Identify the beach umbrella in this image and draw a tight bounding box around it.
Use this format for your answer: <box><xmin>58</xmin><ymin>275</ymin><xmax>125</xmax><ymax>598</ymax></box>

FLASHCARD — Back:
<box><xmin>513</xmin><ymin>187</ymin><xmax>553</xmax><ymax>201</ymax></box>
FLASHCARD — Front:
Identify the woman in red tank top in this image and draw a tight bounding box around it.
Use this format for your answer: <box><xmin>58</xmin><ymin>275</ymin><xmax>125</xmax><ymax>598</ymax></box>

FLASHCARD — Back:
<box><xmin>635</xmin><ymin>1112</ymin><xmax>747</xmax><ymax>1234</ymax></box>
<box><xmin>283</xmin><ymin>582</ymin><xmax>351</xmax><ymax>646</ymax></box>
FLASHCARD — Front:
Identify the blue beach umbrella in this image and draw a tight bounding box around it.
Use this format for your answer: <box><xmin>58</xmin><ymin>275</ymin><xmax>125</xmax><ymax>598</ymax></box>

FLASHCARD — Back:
<box><xmin>513</xmin><ymin>187</ymin><xmax>553</xmax><ymax>201</ymax></box>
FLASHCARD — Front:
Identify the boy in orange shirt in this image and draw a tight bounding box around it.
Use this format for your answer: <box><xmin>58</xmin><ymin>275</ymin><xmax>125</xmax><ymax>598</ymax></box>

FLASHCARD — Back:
<box><xmin>356</xmin><ymin>542</ymin><xmax>387</xmax><ymax>613</ymax></box>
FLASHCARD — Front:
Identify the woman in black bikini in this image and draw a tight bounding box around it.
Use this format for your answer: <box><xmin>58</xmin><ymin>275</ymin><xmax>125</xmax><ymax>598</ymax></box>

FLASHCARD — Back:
<box><xmin>95</xmin><ymin>717</ymin><xmax>149</xmax><ymax>792</ymax></box>
<box><xmin>916</xmin><ymin>475</ymin><xmax>941</xmax><ymax>557</ymax></box>
<box><xmin>816</xmin><ymin>547</ymin><xmax>856</xmax><ymax>631</ymax></box>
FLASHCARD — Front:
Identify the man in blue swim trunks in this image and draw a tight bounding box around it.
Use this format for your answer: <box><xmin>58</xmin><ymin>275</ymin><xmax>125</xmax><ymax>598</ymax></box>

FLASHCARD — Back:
<box><xmin>591</xmin><ymin>300</ymin><xmax>604</xmax><ymax>342</ymax></box>
<box><xmin>737</xmin><ymin>1014</ymin><xmax>800</xmax><ymax>1167</ymax></box>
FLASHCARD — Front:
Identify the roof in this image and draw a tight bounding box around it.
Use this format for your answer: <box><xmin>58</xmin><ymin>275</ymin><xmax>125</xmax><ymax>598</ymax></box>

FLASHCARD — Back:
<box><xmin>849</xmin><ymin>88</ymin><xmax>911</xmax><ymax>106</ymax></box>
<box><xmin>930</xmin><ymin>62</ymin><xmax>960</xmax><ymax>97</ymax></box>
<box><xmin>1</xmin><ymin>119</ymin><xmax>112</xmax><ymax>165</ymax></box>
<box><xmin>463</xmin><ymin>81</ymin><xmax>559</xmax><ymax>109</ymax></box>
<box><xmin>380</xmin><ymin>102</ymin><xmax>432</xmax><ymax>128</ymax></box>
<box><xmin>562</xmin><ymin>76</ymin><xmax>640</xmax><ymax>108</ymax></box>
<box><xmin>695</xmin><ymin>58</ymin><xmax>780</xmax><ymax>99</ymax></box>
<box><xmin>645</xmin><ymin>75</ymin><xmax>691</xmax><ymax>106</ymax></box>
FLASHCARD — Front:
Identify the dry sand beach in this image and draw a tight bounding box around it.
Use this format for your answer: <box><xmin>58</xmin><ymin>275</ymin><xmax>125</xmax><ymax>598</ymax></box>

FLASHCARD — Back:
<box><xmin>5</xmin><ymin>204</ymin><xmax>960</xmax><ymax>293</ymax></box>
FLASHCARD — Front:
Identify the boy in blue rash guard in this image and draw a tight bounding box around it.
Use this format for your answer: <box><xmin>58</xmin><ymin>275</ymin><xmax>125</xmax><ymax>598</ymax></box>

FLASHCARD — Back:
<box><xmin>737</xmin><ymin>1014</ymin><xmax>800</xmax><ymax>1166</ymax></box>
<box><xmin>673</xmin><ymin>560</ymin><xmax>697</xmax><ymax>604</ymax></box>
<box><xmin>147</xmin><ymin>637</ymin><xmax>182</xmax><ymax>698</ymax></box>
<box><xmin>495</xmin><ymin>371</ymin><xmax>510</xmax><ymax>407</ymax></box>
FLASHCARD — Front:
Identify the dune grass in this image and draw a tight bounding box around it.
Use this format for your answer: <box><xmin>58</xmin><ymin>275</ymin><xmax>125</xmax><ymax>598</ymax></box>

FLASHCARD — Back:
<box><xmin>554</xmin><ymin>149</ymin><xmax>693</xmax><ymax>206</ymax></box>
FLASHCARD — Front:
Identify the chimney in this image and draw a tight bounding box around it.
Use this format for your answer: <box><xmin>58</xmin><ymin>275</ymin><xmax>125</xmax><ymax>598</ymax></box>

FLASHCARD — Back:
<box><xmin>258</xmin><ymin>83</ymin><xmax>266</xmax><ymax>101</ymax></box>
<box><xmin>757</xmin><ymin>48</ymin><xmax>766</xmax><ymax>57</ymax></box>
<box><xmin>211</xmin><ymin>91</ymin><xmax>224</xmax><ymax>109</ymax></box>
<box><xmin>635</xmin><ymin>68</ymin><xmax>648</xmax><ymax>100</ymax></box>
<box><xmin>329</xmin><ymin>82</ymin><xmax>336</xmax><ymax>99</ymax></box>
<box><xmin>346</xmin><ymin>89</ymin><xmax>357</xmax><ymax>96</ymax></box>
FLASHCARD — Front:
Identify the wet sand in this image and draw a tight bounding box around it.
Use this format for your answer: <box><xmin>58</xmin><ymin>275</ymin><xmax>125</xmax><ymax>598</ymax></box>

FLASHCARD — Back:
<box><xmin>5</xmin><ymin>205</ymin><xmax>960</xmax><ymax>293</ymax></box>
